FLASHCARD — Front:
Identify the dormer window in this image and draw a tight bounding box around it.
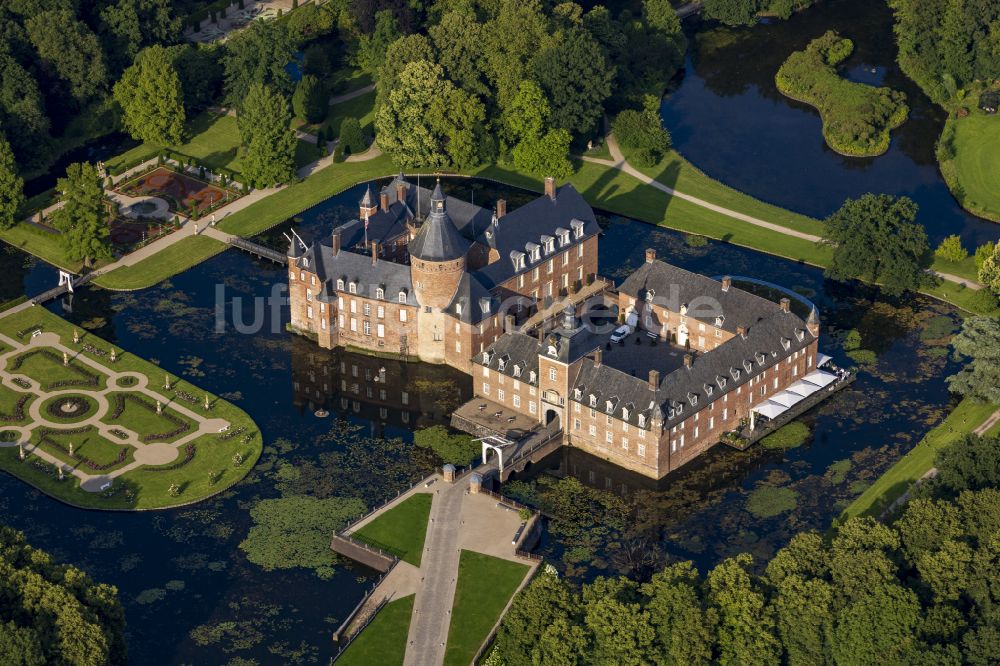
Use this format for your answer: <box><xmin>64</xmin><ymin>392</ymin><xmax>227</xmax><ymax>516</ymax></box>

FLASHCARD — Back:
<box><xmin>513</xmin><ymin>364</ymin><xmax>522</xmax><ymax>378</ymax></box>
<box><xmin>574</xmin><ymin>388</ymin><xmax>581</xmax><ymax>399</ymax></box>
<box><xmin>571</xmin><ymin>219</ymin><xmax>584</xmax><ymax>238</ymax></box>
<box><xmin>303</xmin><ymin>257</ymin><xmax>310</xmax><ymax>268</ymax></box>
<box><xmin>398</xmin><ymin>290</ymin><xmax>407</xmax><ymax>303</ymax></box>
<box><xmin>498</xmin><ymin>359</ymin><xmax>506</xmax><ymax>371</ymax></box>
<box><xmin>743</xmin><ymin>360</ymin><xmax>753</xmax><ymax>373</ymax></box>
<box><xmin>376</xmin><ymin>287</ymin><xmax>384</xmax><ymax>299</ymax></box>
<box><xmin>795</xmin><ymin>328</ymin><xmax>806</xmax><ymax>341</ymax></box>
<box><xmin>556</xmin><ymin>228</ymin><xmax>570</xmax><ymax>246</ymax></box>
<box><xmin>731</xmin><ymin>367</ymin><xmax>741</xmax><ymax>380</ymax></box>
<box><xmin>482</xmin><ymin>351</ymin><xmax>491</xmax><ymax>363</ymax></box>
<box><xmin>687</xmin><ymin>392</ymin><xmax>698</xmax><ymax>406</ymax></box>
<box><xmin>646</xmin><ymin>289</ymin><xmax>655</xmax><ymax>302</ymax></box>
<box><xmin>590</xmin><ymin>395</ymin><xmax>597</xmax><ymax>407</ymax></box>
<box><xmin>337</xmin><ymin>279</ymin><xmax>345</xmax><ymax>290</ymax></box>
<box><xmin>606</xmin><ymin>400</ymin><xmax>613</xmax><ymax>412</ymax></box>
<box><xmin>680</xmin><ymin>304</ymin><xmax>688</xmax><ymax>315</ymax></box>
<box><xmin>349</xmin><ymin>282</ymin><xmax>357</xmax><ymax>294</ymax></box>
<box><xmin>638</xmin><ymin>414</ymin><xmax>646</xmax><ymax>428</ymax></box>
<box><xmin>541</xmin><ymin>235</ymin><xmax>555</xmax><ymax>254</ymax></box>
<box><xmin>703</xmin><ymin>383</ymin><xmax>713</xmax><ymax>396</ymax></box>
<box><xmin>716</xmin><ymin>375</ymin><xmax>727</xmax><ymax>389</ymax></box>
<box><xmin>715</xmin><ymin>316</ymin><xmax>725</xmax><ymax>327</ymax></box>
<box><xmin>756</xmin><ymin>352</ymin><xmax>766</xmax><ymax>364</ymax></box>
<box><xmin>529</xmin><ymin>370</ymin><xmax>537</xmax><ymax>384</ymax></box>
<box><xmin>622</xmin><ymin>408</ymin><xmax>630</xmax><ymax>420</ymax></box>
<box><xmin>480</xmin><ymin>298</ymin><xmax>491</xmax><ymax>314</ymax></box>
<box><xmin>456</xmin><ymin>303</ymin><xmax>463</xmax><ymax>315</ymax></box>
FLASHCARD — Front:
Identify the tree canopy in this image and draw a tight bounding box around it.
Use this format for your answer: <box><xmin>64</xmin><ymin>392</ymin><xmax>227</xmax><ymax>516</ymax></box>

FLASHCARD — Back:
<box><xmin>222</xmin><ymin>20</ymin><xmax>295</xmax><ymax>107</ymax></box>
<box><xmin>946</xmin><ymin>316</ymin><xmax>1000</xmax><ymax>403</ymax></box>
<box><xmin>0</xmin><ymin>526</ymin><xmax>126</xmax><ymax>666</ymax></box>
<box><xmin>51</xmin><ymin>162</ymin><xmax>111</xmax><ymax>266</ymax></box>
<box><xmin>25</xmin><ymin>10</ymin><xmax>108</xmax><ymax>105</ymax></box>
<box><xmin>821</xmin><ymin>194</ymin><xmax>931</xmax><ymax>296</ymax></box>
<box><xmin>0</xmin><ymin>135</ymin><xmax>24</xmax><ymax>230</ymax></box>
<box><xmin>238</xmin><ymin>83</ymin><xmax>298</xmax><ymax>188</ymax></box>
<box><xmin>113</xmin><ymin>45</ymin><xmax>186</xmax><ymax>146</ymax></box>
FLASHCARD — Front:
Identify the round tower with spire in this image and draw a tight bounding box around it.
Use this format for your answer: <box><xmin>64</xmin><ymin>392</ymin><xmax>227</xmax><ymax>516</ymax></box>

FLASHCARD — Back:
<box><xmin>408</xmin><ymin>182</ymin><xmax>469</xmax><ymax>309</ymax></box>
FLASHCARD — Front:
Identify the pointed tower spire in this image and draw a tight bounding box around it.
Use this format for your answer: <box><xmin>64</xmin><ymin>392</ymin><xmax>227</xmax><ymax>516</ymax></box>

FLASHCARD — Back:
<box><xmin>806</xmin><ymin>305</ymin><xmax>820</xmax><ymax>337</ymax></box>
<box><xmin>359</xmin><ymin>185</ymin><xmax>377</xmax><ymax>219</ymax></box>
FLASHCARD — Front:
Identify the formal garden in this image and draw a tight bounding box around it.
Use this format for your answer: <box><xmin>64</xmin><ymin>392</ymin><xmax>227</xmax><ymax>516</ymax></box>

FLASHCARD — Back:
<box><xmin>116</xmin><ymin>165</ymin><xmax>241</xmax><ymax>219</ymax></box>
<box><xmin>775</xmin><ymin>30</ymin><xmax>909</xmax><ymax>157</ymax></box>
<box><xmin>0</xmin><ymin>307</ymin><xmax>262</xmax><ymax>509</ymax></box>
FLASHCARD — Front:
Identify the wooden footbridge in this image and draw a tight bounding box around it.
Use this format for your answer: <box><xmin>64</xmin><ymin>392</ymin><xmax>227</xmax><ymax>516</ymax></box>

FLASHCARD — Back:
<box><xmin>227</xmin><ymin>237</ymin><xmax>286</xmax><ymax>264</ymax></box>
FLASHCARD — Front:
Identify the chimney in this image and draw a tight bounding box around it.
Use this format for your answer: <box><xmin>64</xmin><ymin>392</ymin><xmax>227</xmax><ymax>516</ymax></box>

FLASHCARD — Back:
<box><xmin>648</xmin><ymin>369</ymin><xmax>659</xmax><ymax>390</ymax></box>
<box><xmin>504</xmin><ymin>314</ymin><xmax>515</xmax><ymax>333</ymax></box>
<box><xmin>544</xmin><ymin>177</ymin><xmax>556</xmax><ymax>200</ymax></box>
<box><xmin>721</xmin><ymin>276</ymin><xmax>732</xmax><ymax>292</ymax></box>
<box><xmin>779</xmin><ymin>297</ymin><xmax>790</xmax><ymax>313</ymax></box>
<box><xmin>645</xmin><ymin>248</ymin><xmax>656</xmax><ymax>264</ymax></box>
<box><xmin>683</xmin><ymin>354</ymin><xmax>694</xmax><ymax>369</ymax></box>
<box><xmin>737</xmin><ymin>325</ymin><xmax>746</xmax><ymax>338</ymax></box>
<box><xmin>332</xmin><ymin>229</ymin><xmax>341</xmax><ymax>256</ymax></box>
<box><xmin>371</xmin><ymin>242</ymin><xmax>379</xmax><ymax>265</ymax></box>
<box><xmin>594</xmin><ymin>348</ymin><xmax>602</xmax><ymax>367</ymax></box>
<box><xmin>396</xmin><ymin>180</ymin><xmax>406</xmax><ymax>203</ymax></box>
<box><xmin>496</xmin><ymin>199</ymin><xmax>506</xmax><ymax>219</ymax></box>
<box><xmin>537</xmin><ymin>325</ymin><xmax>545</xmax><ymax>343</ymax></box>
<box><xmin>380</xmin><ymin>191</ymin><xmax>389</xmax><ymax>212</ymax></box>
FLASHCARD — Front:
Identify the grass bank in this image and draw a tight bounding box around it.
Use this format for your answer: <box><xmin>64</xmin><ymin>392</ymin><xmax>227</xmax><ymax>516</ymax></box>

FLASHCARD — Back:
<box><xmin>91</xmin><ymin>236</ymin><xmax>227</xmax><ymax>291</ymax></box>
<box><xmin>0</xmin><ymin>307</ymin><xmax>263</xmax><ymax>510</ymax></box>
<box><xmin>337</xmin><ymin>594</ymin><xmax>414</xmax><ymax>666</ymax></box>
<box><xmin>351</xmin><ymin>493</ymin><xmax>432</xmax><ymax>567</ymax></box>
<box><xmin>443</xmin><ymin>550</ymin><xmax>530</xmax><ymax>666</ymax></box>
<box><xmin>0</xmin><ymin>223</ymin><xmax>86</xmax><ymax>273</ymax></box>
<box><xmin>838</xmin><ymin>397</ymin><xmax>999</xmax><ymax>521</ymax></box>
<box><xmin>938</xmin><ymin>111</ymin><xmax>1000</xmax><ymax>223</ymax></box>
<box><xmin>775</xmin><ymin>31</ymin><xmax>908</xmax><ymax>157</ymax></box>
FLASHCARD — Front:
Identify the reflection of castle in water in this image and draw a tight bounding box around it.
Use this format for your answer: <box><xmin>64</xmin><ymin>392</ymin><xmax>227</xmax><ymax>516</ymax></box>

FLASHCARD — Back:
<box><xmin>290</xmin><ymin>338</ymin><xmax>471</xmax><ymax>433</ymax></box>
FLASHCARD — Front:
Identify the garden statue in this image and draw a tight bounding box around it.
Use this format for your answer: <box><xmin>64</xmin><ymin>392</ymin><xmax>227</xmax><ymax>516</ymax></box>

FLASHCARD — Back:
<box><xmin>68</xmin><ymin>443</ymin><xmax>73</xmax><ymax>457</ymax></box>
<box><xmin>205</xmin><ymin>394</ymin><xmax>210</xmax><ymax>410</ymax></box>
<box><xmin>73</xmin><ymin>329</ymin><xmax>80</xmax><ymax>343</ymax></box>
<box><xmin>165</xmin><ymin>375</ymin><xmax>171</xmax><ymax>390</ymax></box>
<box><xmin>18</xmin><ymin>444</ymin><xmax>24</xmax><ymax>460</ymax></box>
<box><xmin>110</xmin><ymin>348</ymin><xmax>117</xmax><ymax>362</ymax></box>
<box><xmin>156</xmin><ymin>400</ymin><xmax>162</xmax><ymax>415</ymax></box>
<box><xmin>57</xmin><ymin>465</ymin><xmax>64</xmax><ymax>481</ymax></box>
<box><xmin>62</xmin><ymin>351</ymin><xmax>69</xmax><ymax>366</ymax></box>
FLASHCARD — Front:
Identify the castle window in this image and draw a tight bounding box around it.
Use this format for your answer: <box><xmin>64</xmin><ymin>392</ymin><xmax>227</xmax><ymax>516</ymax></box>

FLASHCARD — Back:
<box><xmin>513</xmin><ymin>365</ymin><xmax>521</xmax><ymax>377</ymax></box>
<box><xmin>307</xmin><ymin>306</ymin><xmax>313</xmax><ymax>318</ymax></box>
<box><xmin>622</xmin><ymin>408</ymin><xmax>629</xmax><ymax>420</ymax></box>
<box><xmin>377</xmin><ymin>306</ymin><xmax>384</xmax><ymax>318</ymax></box>
<box><xmin>571</xmin><ymin>219</ymin><xmax>585</xmax><ymax>238</ymax></box>
<box><xmin>529</xmin><ymin>370</ymin><xmax>536</xmax><ymax>384</ymax></box>
<box><xmin>646</xmin><ymin>289</ymin><xmax>655</xmax><ymax>302</ymax></box>
<box><xmin>456</xmin><ymin>303</ymin><xmax>463</xmax><ymax>315</ymax></box>
<box><xmin>399</xmin><ymin>310</ymin><xmax>408</xmax><ymax>322</ymax></box>
<box><xmin>363</xmin><ymin>303</ymin><xmax>370</xmax><ymax>316</ymax></box>
<box><xmin>289</xmin><ymin>272</ymin><xmax>295</xmax><ymax>281</ymax></box>
<box><xmin>549</xmin><ymin>368</ymin><xmax>557</xmax><ymax>381</ymax></box>
<box><xmin>398</xmin><ymin>291</ymin><xmax>407</xmax><ymax>303</ymax></box>
<box><xmin>363</xmin><ymin>321</ymin><xmax>370</xmax><ymax>335</ymax></box>
<box><xmin>377</xmin><ymin>324</ymin><xmax>385</xmax><ymax>338</ymax></box>
<box><xmin>514</xmin><ymin>394</ymin><xmax>521</xmax><ymax>407</ymax></box>
<box><xmin>376</xmin><ymin>287</ymin><xmax>384</xmax><ymax>299</ymax></box>
<box><xmin>622</xmin><ymin>437</ymin><xmax>629</xmax><ymax>450</ymax></box>
<box><xmin>306</xmin><ymin>289</ymin><xmax>312</xmax><ymax>302</ymax></box>
<box><xmin>349</xmin><ymin>282</ymin><xmax>357</xmax><ymax>294</ymax></box>
<box><xmin>638</xmin><ymin>414</ymin><xmax>646</xmax><ymax>428</ymax></box>
<box><xmin>337</xmin><ymin>279</ymin><xmax>344</xmax><ymax>290</ymax></box>
<box><xmin>590</xmin><ymin>395</ymin><xmax>597</xmax><ymax>407</ymax></box>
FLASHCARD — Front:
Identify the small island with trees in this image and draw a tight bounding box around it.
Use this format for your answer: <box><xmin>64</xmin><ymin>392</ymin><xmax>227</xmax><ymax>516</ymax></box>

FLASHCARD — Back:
<box><xmin>775</xmin><ymin>30</ymin><xmax>908</xmax><ymax>157</ymax></box>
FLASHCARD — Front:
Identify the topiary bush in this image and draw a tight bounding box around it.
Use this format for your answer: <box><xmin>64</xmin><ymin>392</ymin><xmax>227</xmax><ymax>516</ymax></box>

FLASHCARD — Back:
<box><xmin>338</xmin><ymin>117</ymin><xmax>366</xmax><ymax>156</ymax></box>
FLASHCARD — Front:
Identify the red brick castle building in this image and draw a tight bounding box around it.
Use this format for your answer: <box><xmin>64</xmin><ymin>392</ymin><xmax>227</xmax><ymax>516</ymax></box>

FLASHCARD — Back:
<box><xmin>288</xmin><ymin>176</ymin><xmax>839</xmax><ymax>479</ymax></box>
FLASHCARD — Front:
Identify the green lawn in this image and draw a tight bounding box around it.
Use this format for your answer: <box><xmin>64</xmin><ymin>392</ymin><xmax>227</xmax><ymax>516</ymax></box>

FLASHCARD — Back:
<box><xmin>351</xmin><ymin>493</ymin><xmax>432</xmax><ymax>566</ymax></box>
<box><xmin>32</xmin><ymin>427</ymin><xmax>134</xmax><ymax>471</ymax></box>
<box><xmin>324</xmin><ymin>90</ymin><xmax>376</xmax><ymax>139</ymax></box>
<box><xmin>0</xmin><ymin>307</ymin><xmax>263</xmax><ymax>510</ymax></box>
<box><xmin>105</xmin><ymin>111</ymin><xmax>317</xmax><ymax>180</ymax></box>
<box><xmin>443</xmin><ymin>550</ymin><xmax>531</xmax><ymax>666</ymax></box>
<box><xmin>100</xmin><ymin>391</ymin><xmax>198</xmax><ymax>443</ymax></box>
<box><xmin>337</xmin><ymin>594</ymin><xmax>414</xmax><ymax>666</ymax></box>
<box><xmin>91</xmin><ymin>236</ymin><xmax>227</xmax><ymax>291</ymax></box>
<box><xmin>0</xmin><ymin>385</ymin><xmax>33</xmax><ymax>425</ymax></box>
<box><xmin>839</xmin><ymin>397</ymin><xmax>1000</xmax><ymax>521</ymax></box>
<box><xmin>944</xmin><ymin>112</ymin><xmax>1000</xmax><ymax>222</ymax></box>
<box><xmin>0</xmin><ymin>223</ymin><xmax>87</xmax><ymax>273</ymax></box>
<box><xmin>9</xmin><ymin>349</ymin><xmax>109</xmax><ymax>391</ymax></box>
<box><xmin>328</xmin><ymin>65</ymin><xmax>372</xmax><ymax>96</ymax></box>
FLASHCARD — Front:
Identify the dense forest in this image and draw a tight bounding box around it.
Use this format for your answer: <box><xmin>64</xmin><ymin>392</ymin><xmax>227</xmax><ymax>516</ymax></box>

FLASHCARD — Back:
<box><xmin>0</xmin><ymin>526</ymin><xmax>127</xmax><ymax>665</ymax></box>
<box><xmin>888</xmin><ymin>0</ymin><xmax>1000</xmax><ymax>104</ymax></box>
<box><xmin>491</xmin><ymin>433</ymin><xmax>1000</xmax><ymax>665</ymax></box>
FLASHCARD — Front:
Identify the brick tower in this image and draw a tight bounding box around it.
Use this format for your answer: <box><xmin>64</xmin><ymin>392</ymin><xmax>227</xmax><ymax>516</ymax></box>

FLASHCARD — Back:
<box><xmin>408</xmin><ymin>182</ymin><xmax>468</xmax><ymax>309</ymax></box>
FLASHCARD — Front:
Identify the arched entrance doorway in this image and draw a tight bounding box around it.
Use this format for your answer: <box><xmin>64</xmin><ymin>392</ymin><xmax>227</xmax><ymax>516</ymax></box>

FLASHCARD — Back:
<box><xmin>544</xmin><ymin>408</ymin><xmax>560</xmax><ymax>426</ymax></box>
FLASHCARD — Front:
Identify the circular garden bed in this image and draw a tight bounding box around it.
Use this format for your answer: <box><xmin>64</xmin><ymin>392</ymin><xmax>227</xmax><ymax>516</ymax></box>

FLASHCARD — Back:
<box><xmin>43</xmin><ymin>395</ymin><xmax>98</xmax><ymax>423</ymax></box>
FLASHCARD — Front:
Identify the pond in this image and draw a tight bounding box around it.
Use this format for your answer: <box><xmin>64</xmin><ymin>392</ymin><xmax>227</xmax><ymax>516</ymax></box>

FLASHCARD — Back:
<box><xmin>662</xmin><ymin>0</ymin><xmax>1000</xmax><ymax>247</ymax></box>
<box><xmin>0</xmin><ymin>177</ymin><xmax>963</xmax><ymax>663</ymax></box>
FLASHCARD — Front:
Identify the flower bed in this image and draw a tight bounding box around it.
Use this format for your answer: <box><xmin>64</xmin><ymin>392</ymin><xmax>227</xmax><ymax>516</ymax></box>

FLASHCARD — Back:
<box><xmin>144</xmin><ymin>443</ymin><xmax>196</xmax><ymax>472</ymax></box>
<box><xmin>10</xmin><ymin>349</ymin><xmax>102</xmax><ymax>388</ymax></box>
<box><xmin>0</xmin><ymin>395</ymin><xmax>30</xmax><ymax>423</ymax></box>
<box><xmin>36</xmin><ymin>427</ymin><xmax>130</xmax><ymax>472</ymax></box>
<box><xmin>107</xmin><ymin>393</ymin><xmax>192</xmax><ymax>442</ymax></box>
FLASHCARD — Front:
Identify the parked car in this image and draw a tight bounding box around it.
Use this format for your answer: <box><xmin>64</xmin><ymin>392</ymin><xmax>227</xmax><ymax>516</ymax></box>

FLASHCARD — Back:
<box><xmin>611</xmin><ymin>325</ymin><xmax>631</xmax><ymax>343</ymax></box>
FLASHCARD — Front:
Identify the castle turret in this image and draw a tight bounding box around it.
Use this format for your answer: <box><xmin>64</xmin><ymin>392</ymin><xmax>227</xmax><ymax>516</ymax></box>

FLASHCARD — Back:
<box><xmin>409</xmin><ymin>182</ymin><xmax>469</xmax><ymax>309</ymax></box>
<box><xmin>359</xmin><ymin>185</ymin><xmax>377</xmax><ymax>219</ymax></box>
<box><xmin>807</xmin><ymin>305</ymin><xmax>820</xmax><ymax>337</ymax></box>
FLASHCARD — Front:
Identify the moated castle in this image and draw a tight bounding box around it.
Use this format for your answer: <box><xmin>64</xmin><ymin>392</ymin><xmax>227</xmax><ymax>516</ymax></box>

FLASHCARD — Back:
<box><xmin>287</xmin><ymin>175</ymin><xmax>842</xmax><ymax>480</ymax></box>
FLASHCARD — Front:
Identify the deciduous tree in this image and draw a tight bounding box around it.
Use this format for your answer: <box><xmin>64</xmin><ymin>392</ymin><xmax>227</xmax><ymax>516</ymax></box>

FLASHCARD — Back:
<box><xmin>642</xmin><ymin>562</ymin><xmax>716</xmax><ymax>665</ymax></box>
<box><xmin>222</xmin><ymin>20</ymin><xmax>294</xmax><ymax>107</ymax></box>
<box><xmin>238</xmin><ymin>83</ymin><xmax>298</xmax><ymax>188</ymax></box>
<box><xmin>946</xmin><ymin>316</ymin><xmax>1000</xmax><ymax>403</ymax></box>
<box><xmin>51</xmin><ymin>162</ymin><xmax>111</xmax><ymax>267</ymax></box>
<box><xmin>0</xmin><ymin>135</ymin><xmax>24</xmax><ymax>230</ymax></box>
<box><xmin>430</xmin><ymin>12</ymin><xmax>488</xmax><ymax>96</ymax></box>
<box><xmin>25</xmin><ymin>10</ymin><xmax>108</xmax><ymax>104</ymax></box>
<box><xmin>113</xmin><ymin>45</ymin><xmax>186</xmax><ymax>146</ymax></box>
<box><xmin>934</xmin><ymin>234</ymin><xmax>968</xmax><ymax>263</ymax></box>
<box><xmin>531</xmin><ymin>27</ymin><xmax>613</xmax><ymax>138</ymax></box>
<box><xmin>977</xmin><ymin>242</ymin><xmax>1000</xmax><ymax>294</ymax></box>
<box><xmin>821</xmin><ymin>194</ymin><xmax>931</xmax><ymax>296</ymax></box>
<box><xmin>706</xmin><ymin>554</ymin><xmax>781</xmax><ymax>666</ymax></box>
<box><xmin>0</xmin><ymin>54</ymin><xmax>50</xmax><ymax>168</ymax></box>
<box><xmin>291</xmin><ymin>74</ymin><xmax>327</xmax><ymax>124</ymax></box>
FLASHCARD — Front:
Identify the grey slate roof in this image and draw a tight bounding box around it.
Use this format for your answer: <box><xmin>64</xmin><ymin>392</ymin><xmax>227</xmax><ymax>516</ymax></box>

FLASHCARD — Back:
<box><xmin>408</xmin><ymin>183</ymin><xmax>470</xmax><ymax>261</ymax></box>
<box><xmin>296</xmin><ymin>241</ymin><xmax>417</xmax><ymax>306</ymax></box>
<box><xmin>477</xmin><ymin>332</ymin><xmax>541</xmax><ymax>385</ymax></box>
<box><xmin>618</xmin><ymin>261</ymin><xmax>782</xmax><ymax>333</ymax></box>
<box><xmin>567</xmin><ymin>308</ymin><xmax>817</xmax><ymax>427</ymax></box>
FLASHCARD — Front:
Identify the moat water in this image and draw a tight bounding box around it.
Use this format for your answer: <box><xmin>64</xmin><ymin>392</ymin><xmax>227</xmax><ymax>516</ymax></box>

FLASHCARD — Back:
<box><xmin>662</xmin><ymin>0</ymin><xmax>1000</xmax><ymax>247</ymax></box>
<box><xmin>0</xmin><ymin>175</ymin><xmax>963</xmax><ymax>663</ymax></box>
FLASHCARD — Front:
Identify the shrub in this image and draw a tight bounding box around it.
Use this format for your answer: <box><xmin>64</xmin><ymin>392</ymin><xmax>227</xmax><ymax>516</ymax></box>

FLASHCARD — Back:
<box><xmin>338</xmin><ymin>117</ymin><xmax>366</xmax><ymax>155</ymax></box>
<box><xmin>292</xmin><ymin>75</ymin><xmax>327</xmax><ymax>124</ymax></box>
<box><xmin>612</xmin><ymin>96</ymin><xmax>671</xmax><ymax>167</ymax></box>
<box><xmin>935</xmin><ymin>234</ymin><xmax>968</xmax><ymax>263</ymax></box>
<box><xmin>685</xmin><ymin>234</ymin><xmax>708</xmax><ymax>247</ymax></box>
